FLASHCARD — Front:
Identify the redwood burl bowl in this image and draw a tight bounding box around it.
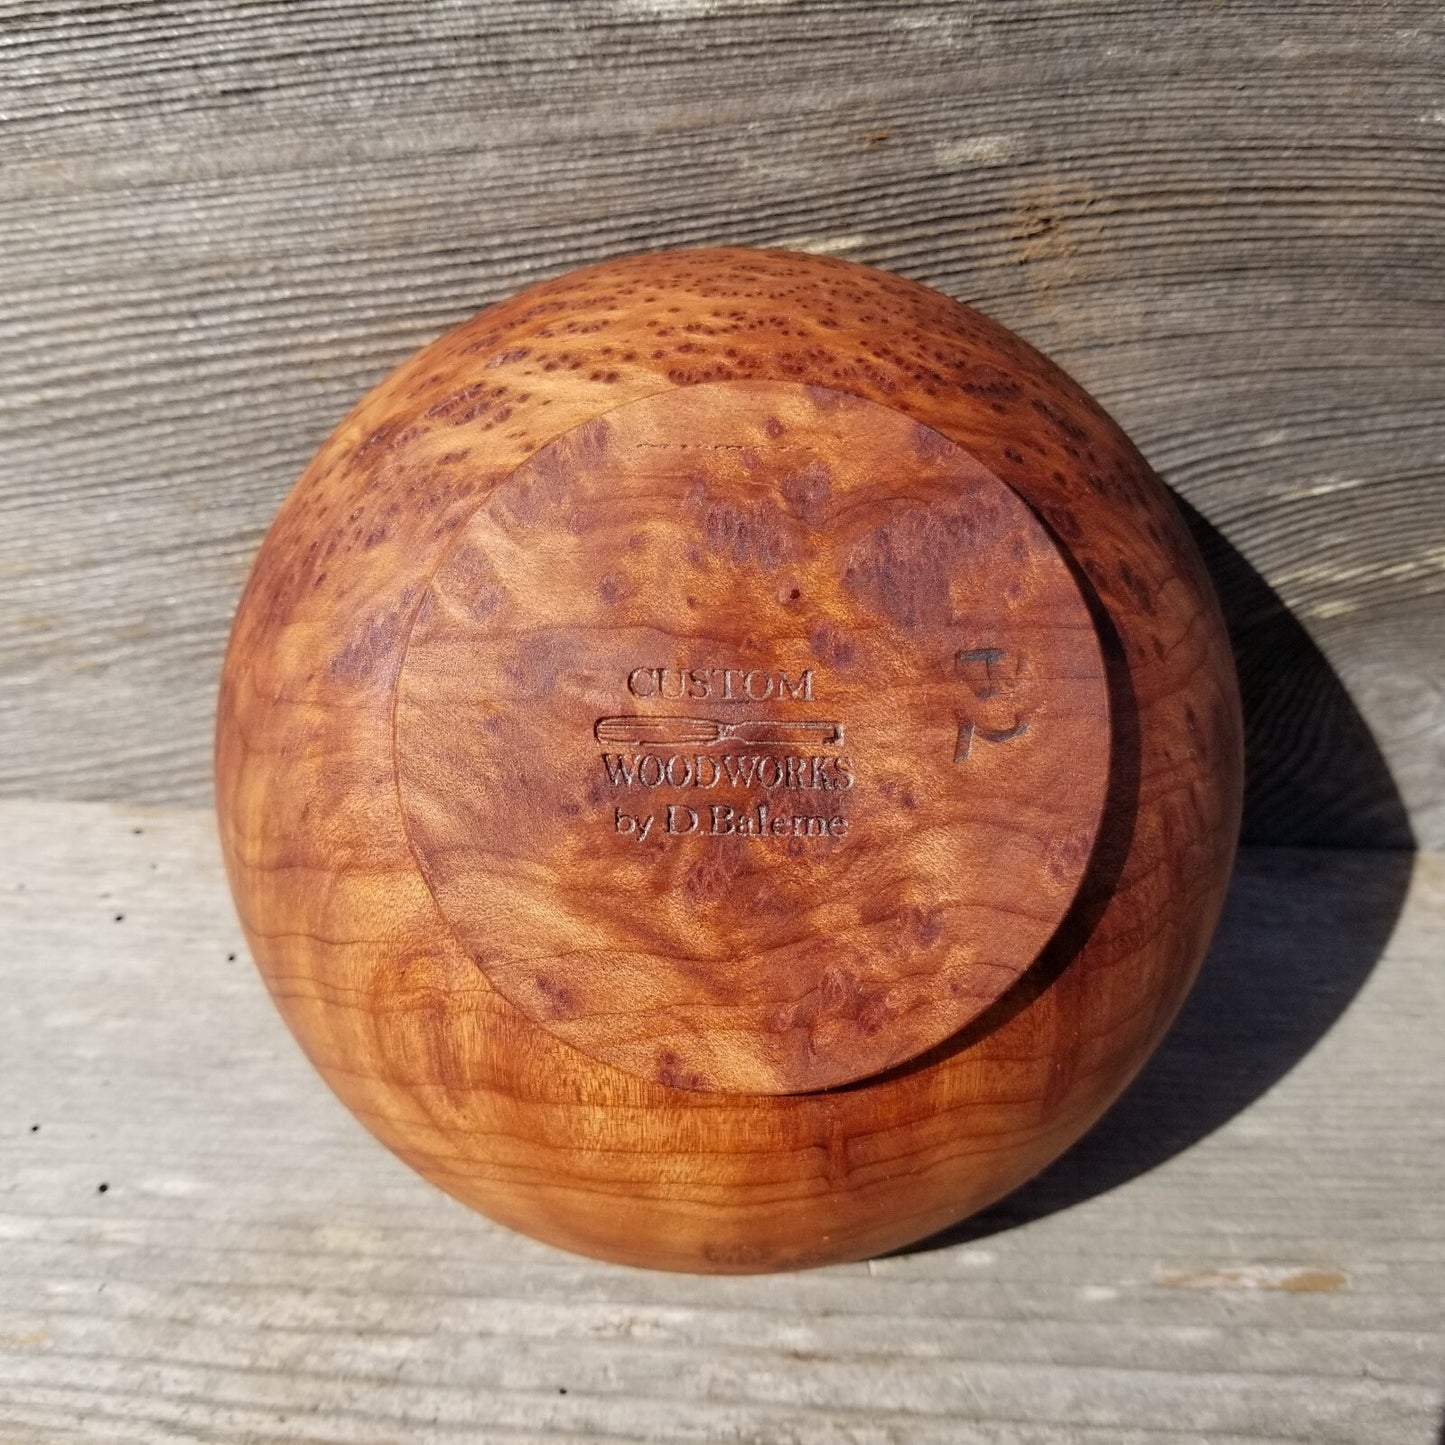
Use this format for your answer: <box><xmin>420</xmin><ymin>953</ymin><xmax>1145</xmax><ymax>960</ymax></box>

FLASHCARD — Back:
<box><xmin>215</xmin><ymin>247</ymin><xmax>1242</xmax><ymax>1272</ymax></box>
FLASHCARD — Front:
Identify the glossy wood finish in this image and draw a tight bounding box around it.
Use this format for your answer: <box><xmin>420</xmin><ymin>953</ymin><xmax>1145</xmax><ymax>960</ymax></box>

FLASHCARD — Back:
<box><xmin>395</xmin><ymin>380</ymin><xmax>1112</xmax><ymax>1095</ymax></box>
<box><xmin>216</xmin><ymin>248</ymin><xmax>1243</xmax><ymax>1271</ymax></box>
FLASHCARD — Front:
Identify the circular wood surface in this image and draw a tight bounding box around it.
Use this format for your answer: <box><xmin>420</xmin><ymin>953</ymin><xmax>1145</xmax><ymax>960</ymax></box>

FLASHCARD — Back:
<box><xmin>394</xmin><ymin>381</ymin><xmax>1109</xmax><ymax>1093</ymax></box>
<box><xmin>217</xmin><ymin>247</ymin><xmax>1244</xmax><ymax>1271</ymax></box>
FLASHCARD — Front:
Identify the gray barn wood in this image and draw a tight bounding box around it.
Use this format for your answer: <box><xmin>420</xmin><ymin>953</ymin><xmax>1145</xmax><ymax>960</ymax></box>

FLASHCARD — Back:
<box><xmin>1</xmin><ymin>4</ymin><xmax>1442</xmax><ymax>1441</ymax></box>
<box><xmin>0</xmin><ymin>1</ymin><xmax>1442</xmax><ymax>845</ymax></box>
<box><xmin>0</xmin><ymin>803</ymin><xmax>1441</xmax><ymax>1443</ymax></box>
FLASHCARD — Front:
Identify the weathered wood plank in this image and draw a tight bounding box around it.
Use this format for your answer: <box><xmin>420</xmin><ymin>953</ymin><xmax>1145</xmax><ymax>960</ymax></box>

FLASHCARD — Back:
<box><xmin>0</xmin><ymin>1</ymin><xmax>1441</xmax><ymax>843</ymax></box>
<box><xmin>0</xmin><ymin>801</ymin><xmax>1441</xmax><ymax>1441</ymax></box>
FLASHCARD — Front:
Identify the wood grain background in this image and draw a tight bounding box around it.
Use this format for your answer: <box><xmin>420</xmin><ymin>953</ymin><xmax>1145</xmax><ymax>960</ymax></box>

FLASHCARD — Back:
<box><xmin>2</xmin><ymin>8</ymin><xmax>1442</xmax><ymax>1439</ymax></box>
<box><xmin>2</xmin><ymin>802</ymin><xmax>1440</xmax><ymax>1443</ymax></box>
<box><xmin>1</xmin><ymin>1</ymin><xmax>1441</xmax><ymax>844</ymax></box>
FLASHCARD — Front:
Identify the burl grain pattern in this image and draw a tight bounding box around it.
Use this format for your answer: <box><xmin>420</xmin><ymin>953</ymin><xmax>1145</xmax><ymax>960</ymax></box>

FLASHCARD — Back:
<box><xmin>216</xmin><ymin>247</ymin><xmax>1242</xmax><ymax>1272</ymax></box>
<box><xmin>397</xmin><ymin>381</ymin><xmax>1111</xmax><ymax>1095</ymax></box>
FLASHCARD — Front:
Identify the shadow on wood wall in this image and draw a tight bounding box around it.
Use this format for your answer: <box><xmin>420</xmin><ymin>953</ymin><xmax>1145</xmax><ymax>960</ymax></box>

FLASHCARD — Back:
<box><xmin>1182</xmin><ymin>497</ymin><xmax>1417</xmax><ymax>852</ymax></box>
<box><xmin>908</xmin><ymin>497</ymin><xmax>1416</xmax><ymax>1247</ymax></box>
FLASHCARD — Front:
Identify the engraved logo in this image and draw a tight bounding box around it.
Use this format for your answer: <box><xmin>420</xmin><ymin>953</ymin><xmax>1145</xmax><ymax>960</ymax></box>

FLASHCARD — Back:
<box><xmin>954</xmin><ymin>646</ymin><xmax>1030</xmax><ymax>761</ymax></box>
<box><xmin>625</xmin><ymin>666</ymin><xmax>814</xmax><ymax>702</ymax></box>
<box><xmin>595</xmin><ymin>717</ymin><xmax>843</xmax><ymax>747</ymax></box>
<box><xmin>599</xmin><ymin>665</ymin><xmax>850</xmax><ymax>844</ymax></box>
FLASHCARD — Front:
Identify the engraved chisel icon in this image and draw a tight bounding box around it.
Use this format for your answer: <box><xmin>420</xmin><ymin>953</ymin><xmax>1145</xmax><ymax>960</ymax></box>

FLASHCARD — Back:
<box><xmin>594</xmin><ymin>716</ymin><xmax>844</xmax><ymax>747</ymax></box>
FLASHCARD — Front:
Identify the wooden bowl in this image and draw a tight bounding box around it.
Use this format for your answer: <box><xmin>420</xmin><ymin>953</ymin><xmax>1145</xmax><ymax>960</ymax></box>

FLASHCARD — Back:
<box><xmin>216</xmin><ymin>247</ymin><xmax>1242</xmax><ymax>1272</ymax></box>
